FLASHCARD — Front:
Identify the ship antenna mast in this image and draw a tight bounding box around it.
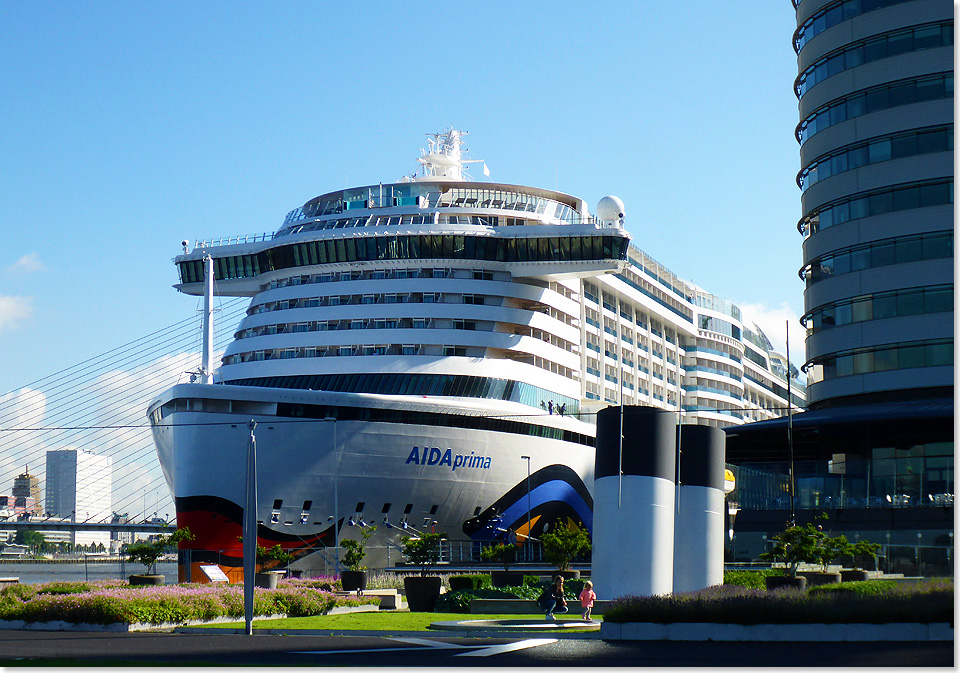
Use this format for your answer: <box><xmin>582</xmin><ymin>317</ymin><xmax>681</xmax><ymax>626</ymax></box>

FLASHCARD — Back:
<box><xmin>413</xmin><ymin>127</ymin><xmax>487</xmax><ymax>181</ymax></box>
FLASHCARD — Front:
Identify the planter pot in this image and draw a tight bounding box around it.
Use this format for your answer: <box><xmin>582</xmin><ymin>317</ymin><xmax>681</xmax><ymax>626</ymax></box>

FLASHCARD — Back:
<box><xmin>341</xmin><ymin>570</ymin><xmax>368</xmax><ymax>594</ymax></box>
<box><xmin>840</xmin><ymin>570</ymin><xmax>870</xmax><ymax>583</ymax></box>
<box><xmin>403</xmin><ymin>576</ymin><xmax>442</xmax><ymax>612</ymax></box>
<box><xmin>254</xmin><ymin>571</ymin><xmax>280</xmax><ymax>589</ymax></box>
<box><xmin>765</xmin><ymin>575</ymin><xmax>807</xmax><ymax>591</ymax></box>
<box><xmin>129</xmin><ymin>574</ymin><xmax>164</xmax><ymax>586</ymax></box>
<box><xmin>798</xmin><ymin>571</ymin><xmax>841</xmax><ymax>587</ymax></box>
<box><xmin>490</xmin><ymin>570</ymin><xmax>526</xmax><ymax>587</ymax></box>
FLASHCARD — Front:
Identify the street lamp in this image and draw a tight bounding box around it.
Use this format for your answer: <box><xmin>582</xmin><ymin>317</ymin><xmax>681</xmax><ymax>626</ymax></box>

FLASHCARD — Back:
<box><xmin>323</xmin><ymin>416</ymin><xmax>340</xmax><ymax>574</ymax></box>
<box><xmin>243</xmin><ymin>420</ymin><xmax>258</xmax><ymax>636</ymax></box>
<box><xmin>521</xmin><ymin>455</ymin><xmax>531</xmax><ymax>560</ymax></box>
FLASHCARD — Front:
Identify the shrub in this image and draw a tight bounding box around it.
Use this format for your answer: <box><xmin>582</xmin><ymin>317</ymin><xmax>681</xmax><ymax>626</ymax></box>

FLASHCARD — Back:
<box><xmin>433</xmin><ymin>590</ymin><xmax>474</xmax><ymax>613</ymax></box>
<box><xmin>0</xmin><ymin>580</ymin><xmax>379</xmax><ymax>625</ymax></box>
<box><xmin>401</xmin><ymin>533</ymin><xmax>446</xmax><ymax>576</ymax></box>
<box><xmin>723</xmin><ymin>569</ymin><xmax>784</xmax><ymax>588</ymax></box>
<box><xmin>340</xmin><ymin>525</ymin><xmax>377</xmax><ymax>571</ymax></box>
<box><xmin>448</xmin><ymin>574</ymin><xmax>491</xmax><ymax>592</ymax></box>
<box><xmin>480</xmin><ymin>543</ymin><xmax>516</xmax><ymax>570</ymax></box>
<box><xmin>602</xmin><ymin>579</ymin><xmax>953</xmax><ymax>625</ymax></box>
<box><xmin>540</xmin><ymin>522</ymin><xmax>590</xmax><ymax>572</ymax></box>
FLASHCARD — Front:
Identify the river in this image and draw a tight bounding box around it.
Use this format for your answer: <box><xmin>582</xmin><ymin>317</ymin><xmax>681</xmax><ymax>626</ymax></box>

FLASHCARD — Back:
<box><xmin>0</xmin><ymin>560</ymin><xmax>179</xmax><ymax>585</ymax></box>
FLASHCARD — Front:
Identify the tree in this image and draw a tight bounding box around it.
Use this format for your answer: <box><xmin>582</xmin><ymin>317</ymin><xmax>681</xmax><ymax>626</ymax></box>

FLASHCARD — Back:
<box><xmin>480</xmin><ymin>542</ymin><xmax>517</xmax><ymax>571</ymax></box>
<box><xmin>540</xmin><ymin>521</ymin><xmax>591</xmax><ymax>572</ymax></box>
<box><xmin>849</xmin><ymin>539</ymin><xmax>882</xmax><ymax>571</ymax></box>
<box><xmin>821</xmin><ymin>534</ymin><xmax>849</xmax><ymax>571</ymax></box>
<box><xmin>341</xmin><ymin>525</ymin><xmax>377</xmax><ymax>571</ymax></box>
<box><xmin>402</xmin><ymin>533</ymin><xmax>446</xmax><ymax>576</ymax></box>
<box><xmin>255</xmin><ymin>544</ymin><xmax>293</xmax><ymax>572</ymax></box>
<box><xmin>126</xmin><ymin>527</ymin><xmax>194</xmax><ymax>574</ymax></box>
<box><xmin>14</xmin><ymin>530</ymin><xmax>47</xmax><ymax>554</ymax></box>
<box><xmin>759</xmin><ymin>513</ymin><xmax>848</xmax><ymax>575</ymax></box>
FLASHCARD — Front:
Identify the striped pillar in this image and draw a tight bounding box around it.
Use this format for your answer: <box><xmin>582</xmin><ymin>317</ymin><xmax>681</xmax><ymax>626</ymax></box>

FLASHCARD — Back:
<box><xmin>673</xmin><ymin>424</ymin><xmax>725</xmax><ymax>593</ymax></box>
<box><xmin>591</xmin><ymin>406</ymin><xmax>676</xmax><ymax>598</ymax></box>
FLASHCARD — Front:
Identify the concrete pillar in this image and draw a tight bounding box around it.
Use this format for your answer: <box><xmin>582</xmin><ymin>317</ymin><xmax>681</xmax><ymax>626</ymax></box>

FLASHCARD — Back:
<box><xmin>591</xmin><ymin>406</ymin><xmax>676</xmax><ymax>598</ymax></box>
<box><xmin>673</xmin><ymin>424</ymin><xmax>725</xmax><ymax>593</ymax></box>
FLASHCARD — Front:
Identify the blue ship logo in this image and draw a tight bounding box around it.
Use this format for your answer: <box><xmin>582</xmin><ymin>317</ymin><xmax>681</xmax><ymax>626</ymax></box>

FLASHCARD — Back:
<box><xmin>405</xmin><ymin>446</ymin><xmax>492</xmax><ymax>471</ymax></box>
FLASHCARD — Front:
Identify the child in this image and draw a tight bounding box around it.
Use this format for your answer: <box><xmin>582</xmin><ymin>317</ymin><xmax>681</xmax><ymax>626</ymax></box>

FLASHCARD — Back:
<box><xmin>579</xmin><ymin>580</ymin><xmax>596</xmax><ymax>621</ymax></box>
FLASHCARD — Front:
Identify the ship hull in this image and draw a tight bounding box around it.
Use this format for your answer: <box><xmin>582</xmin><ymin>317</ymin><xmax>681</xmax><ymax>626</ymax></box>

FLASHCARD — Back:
<box><xmin>149</xmin><ymin>383</ymin><xmax>596</xmax><ymax>578</ymax></box>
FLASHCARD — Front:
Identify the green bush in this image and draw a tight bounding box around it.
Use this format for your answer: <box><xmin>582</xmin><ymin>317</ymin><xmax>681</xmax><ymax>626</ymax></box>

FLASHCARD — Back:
<box><xmin>603</xmin><ymin>579</ymin><xmax>953</xmax><ymax>625</ymax></box>
<box><xmin>433</xmin><ymin>590</ymin><xmax>474</xmax><ymax>613</ymax></box>
<box><xmin>723</xmin><ymin>569</ymin><xmax>784</xmax><ymax>588</ymax></box>
<box><xmin>0</xmin><ymin>581</ymin><xmax>379</xmax><ymax>625</ymax></box>
<box><xmin>448</xmin><ymin>574</ymin><xmax>491</xmax><ymax>592</ymax></box>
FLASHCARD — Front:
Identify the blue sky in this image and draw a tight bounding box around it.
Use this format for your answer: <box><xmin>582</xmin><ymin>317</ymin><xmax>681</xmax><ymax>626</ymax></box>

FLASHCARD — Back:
<box><xmin>0</xmin><ymin>0</ymin><xmax>807</xmax><ymax>395</ymax></box>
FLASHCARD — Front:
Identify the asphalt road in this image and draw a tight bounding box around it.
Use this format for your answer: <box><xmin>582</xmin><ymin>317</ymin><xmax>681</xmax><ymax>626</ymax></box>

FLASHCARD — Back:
<box><xmin>0</xmin><ymin>630</ymin><xmax>953</xmax><ymax>667</ymax></box>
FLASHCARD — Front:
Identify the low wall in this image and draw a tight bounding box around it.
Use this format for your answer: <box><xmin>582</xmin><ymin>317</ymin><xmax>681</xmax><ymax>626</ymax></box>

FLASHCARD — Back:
<box><xmin>600</xmin><ymin>621</ymin><xmax>954</xmax><ymax>642</ymax></box>
<box><xmin>469</xmin><ymin>599</ymin><xmax>612</xmax><ymax>615</ymax></box>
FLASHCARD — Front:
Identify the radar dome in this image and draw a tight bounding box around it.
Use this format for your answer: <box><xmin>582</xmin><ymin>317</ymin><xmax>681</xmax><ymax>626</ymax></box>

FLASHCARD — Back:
<box><xmin>596</xmin><ymin>195</ymin><xmax>625</xmax><ymax>223</ymax></box>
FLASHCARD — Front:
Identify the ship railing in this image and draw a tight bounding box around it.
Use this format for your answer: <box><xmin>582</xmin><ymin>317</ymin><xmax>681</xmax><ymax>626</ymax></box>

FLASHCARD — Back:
<box><xmin>440</xmin><ymin>539</ymin><xmax>545</xmax><ymax>564</ymax></box>
<box><xmin>194</xmin><ymin>232</ymin><xmax>275</xmax><ymax>249</ymax></box>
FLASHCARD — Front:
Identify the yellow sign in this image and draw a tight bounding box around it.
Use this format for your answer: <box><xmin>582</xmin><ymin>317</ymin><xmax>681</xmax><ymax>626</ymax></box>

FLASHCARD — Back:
<box><xmin>723</xmin><ymin>469</ymin><xmax>736</xmax><ymax>493</ymax></box>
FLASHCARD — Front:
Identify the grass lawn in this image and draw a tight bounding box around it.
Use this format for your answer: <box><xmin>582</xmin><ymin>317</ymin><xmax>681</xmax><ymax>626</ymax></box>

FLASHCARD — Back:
<box><xmin>198</xmin><ymin>611</ymin><xmax>602</xmax><ymax>631</ymax></box>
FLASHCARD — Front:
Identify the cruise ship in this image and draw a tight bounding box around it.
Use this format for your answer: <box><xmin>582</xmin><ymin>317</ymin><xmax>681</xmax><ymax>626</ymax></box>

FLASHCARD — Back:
<box><xmin>148</xmin><ymin>129</ymin><xmax>803</xmax><ymax>578</ymax></box>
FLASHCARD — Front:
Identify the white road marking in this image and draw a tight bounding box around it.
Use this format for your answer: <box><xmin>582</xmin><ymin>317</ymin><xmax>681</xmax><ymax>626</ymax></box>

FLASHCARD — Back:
<box><xmin>291</xmin><ymin>646</ymin><xmax>434</xmax><ymax>655</ymax></box>
<box><xmin>291</xmin><ymin>636</ymin><xmax>558</xmax><ymax>658</ymax></box>
<box><xmin>454</xmin><ymin>638</ymin><xmax>558</xmax><ymax>657</ymax></box>
<box><xmin>390</xmin><ymin>637</ymin><xmax>471</xmax><ymax>649</ymax></box>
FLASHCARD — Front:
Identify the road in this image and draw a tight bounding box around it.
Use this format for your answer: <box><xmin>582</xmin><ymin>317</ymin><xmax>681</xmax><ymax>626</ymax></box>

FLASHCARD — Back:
<box><xmin>0</xmin><ymin>630</ymin><xmax>952</xmax><ymax>667</ymax></box>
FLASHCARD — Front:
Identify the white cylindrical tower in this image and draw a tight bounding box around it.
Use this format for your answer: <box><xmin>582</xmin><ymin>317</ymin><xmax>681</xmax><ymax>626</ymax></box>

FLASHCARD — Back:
<box><xmin>673</xmin><ymin>424</ymin><xmax>725</xmax><ymax>593</ymax></box>
<box><xmin>591</xmin><ymin>405</ymin><xmax>676</xmax><ymax>598</ymax></box>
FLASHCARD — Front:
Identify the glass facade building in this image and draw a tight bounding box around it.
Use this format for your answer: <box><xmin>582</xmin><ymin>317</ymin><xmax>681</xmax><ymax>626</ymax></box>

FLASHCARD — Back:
<box><xmin>725</xmin><ymin>0</ymin><xmax>954</xmax><ymax>573</ymax></box>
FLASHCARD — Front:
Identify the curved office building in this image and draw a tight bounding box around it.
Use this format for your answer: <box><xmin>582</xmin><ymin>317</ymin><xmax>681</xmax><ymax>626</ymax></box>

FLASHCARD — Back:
<box><xmin>796</xmin><ymin>0</ymin><xmax>953</xmax><ymax>406</ymax></box>
<box><xmin>724</xmin><ymin>0</ymin><xmax>953</xmax><ymax>571</ymax></box>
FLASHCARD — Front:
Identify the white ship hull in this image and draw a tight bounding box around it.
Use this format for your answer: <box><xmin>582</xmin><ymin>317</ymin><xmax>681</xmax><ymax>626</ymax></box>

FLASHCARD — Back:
<box><xmin>149</xmin><ymin>383</ymin><xmax>596</xmax><ymax>574</ymax></box>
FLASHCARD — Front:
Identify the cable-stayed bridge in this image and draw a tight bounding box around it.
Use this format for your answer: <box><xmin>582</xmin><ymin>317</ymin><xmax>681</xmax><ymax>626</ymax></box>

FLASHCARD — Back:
<box><xmin>0</xmin><ymin>296</ymin><xmax>250</xmax><ymax>530</ymax></box>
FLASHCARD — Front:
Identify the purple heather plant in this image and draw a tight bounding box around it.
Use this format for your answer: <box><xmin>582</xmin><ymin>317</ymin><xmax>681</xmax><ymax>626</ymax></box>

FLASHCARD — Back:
<box><xmin>602</xmin><ymin>579</ymin><xmax>952</xmax><ymax>625</ymax></box>
<box><xmin>0</xmin><ymin>580</ymin><xmax>377</xmax><ymax>625</ymax></box>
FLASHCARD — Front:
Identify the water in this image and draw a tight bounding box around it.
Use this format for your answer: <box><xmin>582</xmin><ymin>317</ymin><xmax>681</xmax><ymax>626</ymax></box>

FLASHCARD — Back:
<box><xmin>0</xmin><ymin>561</ymin><xmax>179</xmax><ymax>585</ymax></box>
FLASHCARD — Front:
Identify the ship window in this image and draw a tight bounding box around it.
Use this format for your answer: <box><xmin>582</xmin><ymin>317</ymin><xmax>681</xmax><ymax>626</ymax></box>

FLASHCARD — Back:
<box><xmin>302</xmin><ymin>501</ymin><xmax>312</xmax><ymax>511</ymax></box>
<box><xmin>429</xmin><ymin>505</ymin><xmax>438</xmax><ymax>515</ymax></box>
<box><xmin>404</xmin><ymin>504</ymin><xmax>413</xmax><ymax>514</ymax></box>
<box><xmin>272</xmin><ymin>500</ymin><xmax>283</xmax><ymax>509</ymax></box>
<box><xmin>382</xmin><ymin>503</ymin><xmax>391</xmax><ymax>514</ymax></box>
<box><xmin>355</xmin><ymin>502</ymin><xmax>365</xmax><ymax>513</ymax></box>
<box><xmin>473</xmin><ymin>507</ymin><xmax>482</xmax><ymax>516</ymax></box>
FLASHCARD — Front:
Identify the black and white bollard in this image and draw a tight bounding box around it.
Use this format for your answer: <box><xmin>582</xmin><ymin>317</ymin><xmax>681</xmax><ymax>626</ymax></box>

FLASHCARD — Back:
<box><xmin>673</xmin><ymin>424</ymin><xmax>725</xmax><ymax>593</ymax></box>
<box><xmin>591</xmin><ymin>406</ymin><xmax>677</xmax><ymax>598</ymax></box>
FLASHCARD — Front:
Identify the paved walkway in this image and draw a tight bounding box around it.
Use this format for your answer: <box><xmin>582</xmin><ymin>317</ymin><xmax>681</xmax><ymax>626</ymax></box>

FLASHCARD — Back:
<box><xmin>429</xmin><ymin>618</ymin><xmax>600</xmax><ymax>632</ymax></box>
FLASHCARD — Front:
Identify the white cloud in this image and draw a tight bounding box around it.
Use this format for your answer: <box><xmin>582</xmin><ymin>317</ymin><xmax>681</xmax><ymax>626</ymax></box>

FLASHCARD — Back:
<box><xmin>7</xmin><ymin>253</ymin><xmax>43</xmax><ymax>275</ymax></box>
<box><xmin>0</xmin><ymin>351</ymin><xmax>206</xmax><ymax>519</ymax></box>
<box><xmin>0</xmin><ymin>388</ymin><xmax>48</xmax><ymax>498</ymax></box>
<box><xmin>0</xmin><ymin>295</ymin><xmax>32</xmax><ymax>332</ymax></box>
<box><xmin>738</xmin><ymin>301</ymin><xmax>807</xmax><ymax>372</ymax></box>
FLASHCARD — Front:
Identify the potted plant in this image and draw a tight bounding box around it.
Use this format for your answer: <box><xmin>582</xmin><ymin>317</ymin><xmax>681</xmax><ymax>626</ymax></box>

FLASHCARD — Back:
<box><xmin>126</xmin><ymin>527</ymin><xmax>194</xmax><ymax>585</ymax></box>
<box><xmin>255</xmin><ymin>544</ymin><xmax>293</xmax><ymax>588</ymax></box>
<box><xmin>759</xmin><ymin>514</ymin><xmax>842</xmax><ymax>589</ymax></box>
<box><xmin>539</xmin><ymin>521</ymin><xmax>591</xmax><ymax>580</ymax></box>
<box><xmin>401</xmin><ymin>532</ymin><xmax>446</xmax><ymax>612</ymax></box>
<box><xmin>800</xmin><ymin>533</ymin><xmax>846</xmax><ymax>586</ymax></box>
<box><xmin>481</xmin><ymin>542</ymin><xmax>523</xmax><ymax>587</ymax></box>
<box><xmin>841</xmin><ymin>539</ymin><xmax>882</xmax><ymax>582</ymax></box>
<box><xmin>340</xmin><ymin>525</ymin><xmax>376</xmax><ymax>594</ymax></box>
